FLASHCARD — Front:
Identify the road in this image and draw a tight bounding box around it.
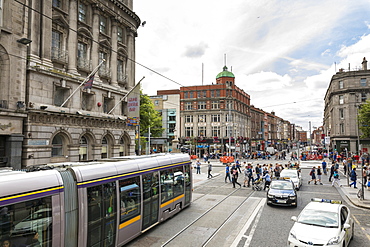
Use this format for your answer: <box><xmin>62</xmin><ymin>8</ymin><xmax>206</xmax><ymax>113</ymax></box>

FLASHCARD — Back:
<box><xmin>126</xmin><ymin>159</ymin><xmax>370</xmax><ymax>247</ymax></box>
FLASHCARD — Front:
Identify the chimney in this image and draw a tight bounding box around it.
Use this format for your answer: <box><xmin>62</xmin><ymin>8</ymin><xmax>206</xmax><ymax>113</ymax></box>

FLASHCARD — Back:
<box><xmin>362</xmin><ymin>57</ymin><xmax>367</xmax><ymax>70</ymax></box>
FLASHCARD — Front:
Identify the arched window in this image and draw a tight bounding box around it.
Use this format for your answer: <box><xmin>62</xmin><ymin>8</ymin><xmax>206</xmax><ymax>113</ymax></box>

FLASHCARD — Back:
<box><xmin>79</xmin><ymin>135</ymin><xmax>88</xmax><ymax>161</ymax></box>
<box><xmin>119</xmin><ymin>137</ymin><xmax>125</xmax><ymax>156</ymax></box>
<box><xmin>101</xmin><ymin>136</ymin><xmax>108</xmax><ymax>158</ymax></box>
<box><xmin>52</xmin><ymin>134</ymin><xmax>64</xmax><ymax>157</ymax></box>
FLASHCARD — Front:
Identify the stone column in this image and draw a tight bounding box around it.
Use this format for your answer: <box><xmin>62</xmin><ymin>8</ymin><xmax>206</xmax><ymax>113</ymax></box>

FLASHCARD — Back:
<box><xmin>126</xmin><ymin>28</ymin><xmax>136</xmax><ymax>88</ymax></box>
<box><xmin>29</xmin><ymin>0</ymin><xmax>41</xmax><ymax>64</ymax></box>
<box><xmin>7</xmin><ymin>134</ymin><xmax>24</xmax><ymax>170</ymax></box>
<box><xmin>67</xmin><ymin>0</ymin><xmax>79</xmax><ymax>75</ymax></box>
<box><xmin>110</xmin><ymin>20</ymin><xmax>118</xmax><ymax>86</ymax></box>
<box><xmin>41</xmin><ymin>0</ymin><xmax>53</xmax><ymax>67</ymax></box>
<box><xmin>91</xmin><ymin>7</ymin><xmax>100</xmax><ymax>80</ymax></box>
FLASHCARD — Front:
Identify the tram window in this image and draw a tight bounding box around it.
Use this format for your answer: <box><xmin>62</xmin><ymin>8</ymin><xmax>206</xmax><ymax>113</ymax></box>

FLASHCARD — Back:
<box><xmin>160</xmin><ymin>169</ymin><xmax>174</xmax><ymax>203</ymax></box>
<box><xmin>87</xmin><ymin>182</ymin><xmax>117</xmax><ymax>247</ymax></box>
<box><xmin>0</xmin><ymin>197</ymin><xmax>52</xmax><ymax>247</ymax></box>
<box><xmin>119</xmin><ymin>177</ymin><xmax>141</xmax><ymax>223</ymax></box>
<box><xmin>173</xmin><ymin>167</ymin><xmax>185</xmax><ymax>197</ymax></box>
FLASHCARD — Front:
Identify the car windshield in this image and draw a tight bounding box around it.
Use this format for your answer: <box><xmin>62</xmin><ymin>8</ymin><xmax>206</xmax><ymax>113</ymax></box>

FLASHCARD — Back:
<box><xmin>270</xmin><ymin>181</ymin><xmax>294</xmax><ymax>190</ymax></box>
<box><xmin>281</xmin><ymin>171</ymin><xmax>297</xmax><ymax>178</ymax></box>
<box><xmin>297</xmin><ymin>209</ymin><xmax>339</xmax><ymax>228</ymax></box>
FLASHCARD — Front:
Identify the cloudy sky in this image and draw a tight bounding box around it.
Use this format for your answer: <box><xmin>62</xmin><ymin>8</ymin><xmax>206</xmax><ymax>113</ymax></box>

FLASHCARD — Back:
<box><xmin>134</xmin><ymin>0</ymin><xmax>370</xmax><ymax>131</ymax></box>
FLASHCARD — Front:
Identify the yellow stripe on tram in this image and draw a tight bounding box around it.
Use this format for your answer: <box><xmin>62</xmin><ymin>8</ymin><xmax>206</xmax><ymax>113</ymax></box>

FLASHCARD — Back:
<box><xmin>160</xmin><ymin>194</ymin><xmax>185</xmax><ymax>208</ymax></box>
<box><xmin>119</xmin><ymin>215</ymin><xmax>141</xmax><ymax>229</ymax></box>
<box><xmin>0</xmin><ymin>186</ymin><xmax>64</xmax><ymax>202</ymax></box>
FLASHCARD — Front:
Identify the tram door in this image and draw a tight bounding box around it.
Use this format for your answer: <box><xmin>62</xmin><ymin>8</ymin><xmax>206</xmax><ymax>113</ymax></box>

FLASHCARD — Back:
<box><xmin>142</xmin><ymin>172</ymin><xmax>160</xmax><ymax>230</ymax></box>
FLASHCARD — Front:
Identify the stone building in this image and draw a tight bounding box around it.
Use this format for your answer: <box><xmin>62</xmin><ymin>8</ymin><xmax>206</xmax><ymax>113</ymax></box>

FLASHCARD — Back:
<box><xmin>1</xmin><ymin>0</ymin><xmax>141</xmax><ymax>168</ymax></box>
<box><xmin>324</xmin><ymin>57</ymin><xmax>370</xmax><ymax>154</ymax></box>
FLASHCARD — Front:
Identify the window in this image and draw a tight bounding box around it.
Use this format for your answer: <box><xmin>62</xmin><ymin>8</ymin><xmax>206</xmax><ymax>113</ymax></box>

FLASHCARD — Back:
<box><xmin>52</xmin><ymin>134</ymin><xmax>64</xmax><ymax>157</ymax></box>
<box><xmin>79</xmin><ymin>136</ymin><xmax>88</xmax><ymax>161</ymax></box>
<box><xmin>198</xmin><ymin>126</ymin><xmax>206</xmax><ymax>137</ymax></box>
<box><xmin>211</xmin><ymin>101</ymin><xmax>219</xmax><ymax>109</ymax></box>
<box><xmin>185</xmin><ymin>115</ymin><xmax>193</xmax><ymax>123</ymax></box>
<box><xmin>169</xmin><ymin>116</ymin><xmax>176</xmax><ymax>121</ymax></box>
<box><xmin>189</xmin><ymin>92</ymin><xmax>194</xmax><ymax>98</ymax></box>
<box><xmin>339</xmin><ymin>108</ymin><xmax>344</xmax><ymax>119</ymax></box>
<box><xmin>119</xmin><ymin>137</ymin><xmax>125</xmax><ymax>156</ymax></box>
<box><xmin>54</xmin><ymin>86</ymin><xmax>69</xmax><ymax>106</ymax></box>
<box><xmin>215</xmin><ymin>90</ymin><xmax>220</xmax><ymax>97</ymax></box>
<box><xmin>185</xmin><ymin>127</ymin><xmax>193</xmax><ymax>137</ymax></box>
<box><xmin>142</xmin><ymin>172</ymin><xmax>159</xmax><ymax>229</ymax></box>
<box><xmin>211</xmin><ymin>114</ymin><xmax>220</xmax><ymax>122</ymax></box>
<box><xmin>117</xmin><ymin>27</ymin><xmax>123</xmax><ymax>43</ymax></box>
<box><xmin>99</xmin><ymin>16</ymin><xmax>107</xmax><ymax>33</ymax></box>
<box><xmin>103</xmin><ymin>96</ymin><xmax>113</xmax><ymax>114</ymax></box>
<box><xmin>212</xmin><ymin>126</ymin><xmax>220</xmax><ymax>137</ymax></box>
<box><xmin>0</xmin><ymin>197</ymin><xmax>53</xmax><ymax>246</ymax></box>
<box><xmin>0</xmin><ymin>0</ymin><xmax>3</xmax><ymax>27</ymax></box>
<box><xmin>99</xmin><ymin>51</ymin><xmax>108</xmax><ymax>77</ymax></box>
<box><xmin>117</xmin><ymin>59</ymin><xmax>126</xmax><ymax>82</ymax></box>
<box><xmin>339</xmin><ymin>80</ymin><xmax>344</xmax><ymax>89</ymax></box>
<box><xmin>101</xmin><ymin>136</ymin><xmax>108</xmax><ymax>158</ymax></box>
<box><xmin>360</xmin><ymin>78</ymin><xmax>367</xmax><ymax>87</ymax></box>
<box><xmin>168</xmin><ymin>123</ymin><xmax>175</xmax><ymax>134</ymax></box>
<box><xmin>198</xmin><ymin>115</ymin><xmax>206</xmax><ymax>122</ymax></box>
<box><xmin>119</xmin><ymin>177</ymin><xmax>141</xmax><ymax>223</ymax></box>
<box><xmin>197</xmin><ymin>101</ymin><xmax>206</xmax><ymax>110</ymax></box>
<box><xmin>361</xmin><ymin>92</ymin><xmax>367</xmax><ymax>102</ymax></box>
<box><xmin>185</xmin><ymin>102</ymin><xmax>192</xmax><ymax>110</ymax></box>
<box><xmin>226</xmin><ymin>100</ymin><xmax>233</xmax><ymax>109</ymax></box>
<box><xmin>339</xmin><ymin>95</ymin><xmax>344</xmax><ymax>105</ymax></box>
<box><xmin>87</xmin><ymin>183</ymin><xmax>117</xmax><ymax>247</ymax></box>
<box><xmin>81</xmin><ymin>92</ymin><xmax>94</xmax><ymax>111</ymax></box>
<box><xmin>226</xmin><ymin>114</ymin><xmax>233</xmax><ymax>122</ymax></box>
<box><xmin>184</xmin><ymin>92</ymin><xmax>188</xmax><ymax>99</ymax></box>
<box><xmin>78</xmin><ymin>3</ymin><xmax>87</xmax><ymax>22</ymax></box>
<box><xmin>52</xmin><ymin>0</ymin><xmax>61</xmax><ymax>8</ymax></box>
<box><xmin>77</xmin><ymin>42</ymin><xmax>87</xmax><ymax>63</ymax></box>
<box><xmin>340</xmin><ymin>123</ymin><xmax>344</xmax><ymax>134</ymax></box>
<box><xmin>52</xmin><ymin>30</ymin><xmax>62</xmax><ymax>51</ymax></box>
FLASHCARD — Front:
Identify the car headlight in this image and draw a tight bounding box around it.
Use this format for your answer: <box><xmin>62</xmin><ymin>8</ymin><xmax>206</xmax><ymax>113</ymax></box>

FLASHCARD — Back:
<box><xmin>289</xmin><ymin>196</ymin><xmax>296</xmax><ymax>199</ymax></box>
<box><xmin>267</xmin><ymin>194</ymin><xmax>274</xmax><ymax>198</ymax></box>
<box><xmin>327</xmin><ymin>236</ymin><xmax>340</xmax><ymax>245</ymax></box>
<box><xmin>289</xmin><ymin>230</ymin><xmax>297</xmax><ymax>240</ymax></box>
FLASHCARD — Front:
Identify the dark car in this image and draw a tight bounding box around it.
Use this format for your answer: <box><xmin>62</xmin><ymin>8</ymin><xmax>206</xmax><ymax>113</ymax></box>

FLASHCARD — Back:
<box><xmin>266</xmin><ymin>179</ymin><xmax>297</xmax><ymax>207</ymax></box>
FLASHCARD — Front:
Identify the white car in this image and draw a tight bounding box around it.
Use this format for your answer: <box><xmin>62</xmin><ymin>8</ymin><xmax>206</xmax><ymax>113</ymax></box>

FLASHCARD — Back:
<box><xmin>288</xmin><ymin>199</ymin><xmax>354</xmax><ymax>247</ymax></box>
<box><xmin>280</xmin><ymin>169</ymin><xmax>302</xmax><ymax>190</ymax></box>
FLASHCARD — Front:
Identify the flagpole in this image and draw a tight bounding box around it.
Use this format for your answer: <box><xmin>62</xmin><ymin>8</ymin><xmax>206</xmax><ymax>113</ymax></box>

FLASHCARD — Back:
<box><xmin>60</xmin><ymin>59</ymin><xmax>105</xmax><ymax>107</ymax></box>
<box><xmin>108</xmin><ymin>76</ymin><xmax>145</xmax><ymax>114</ymax></box>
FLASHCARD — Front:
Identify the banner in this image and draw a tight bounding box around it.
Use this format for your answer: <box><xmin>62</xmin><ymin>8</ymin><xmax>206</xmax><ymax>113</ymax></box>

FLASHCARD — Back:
<box><xmin>127</xmin><ymin>83</ymin><xmax>140</xmax><ymax>118</ymax></box>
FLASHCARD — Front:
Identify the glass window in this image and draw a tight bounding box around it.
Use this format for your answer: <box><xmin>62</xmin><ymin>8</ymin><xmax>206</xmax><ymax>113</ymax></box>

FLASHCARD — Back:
<box><xmin>77</xmin><ymin>42</ymin><xmax>87</xmax><ymax>60</ymax></box>
<box><xmin>52</xmin><ymin>0</ymin><xmax>61</xmax><ymax>8</ymax></box>
<box><xmin>212</xmin><ymin>101</ymin><xmax>219</xmax><ymax>109</ymax></box>
<box><xmin>99</xmin><ymin>16</ymin><xmax>107</xmax><ymax>33</ymax></box>
<box><xmin>81</xmin><ymin>92</ymin><xmax>93</xmax><ymax>111</ymax></box>
<box><xmin>198</xmin><ymin>126</ymin><xmax>206</xmax><ymax>137</ymax></box>
<box><xmin>52</xmin><ymin>30</ymin><xmax>62</xmax><ymax>50</ymax></box>
<box><xmin>160</xmin><ymin>169</ymin><xmax>173</xmax><ymax>203</ymax></box>
<box><xmin>361</xmin><ymin>92</ymin><xmax>367</xmax><ymax>102</ymax></box>
<box><xmin>185</xmin><ymin>102</ymin><xmax>192</xmax><ymax>110</ymax></box>
<box><xmin>211</xmin><ymin>114</ymin><xmax>220</xmax><ymax>122</ymax></box>
<box><xmin>54</xmin><ymin>86</ymin><xmax>68</xmax><ymax>107</ymax></box>
<box><xmin>226</xmin><ymin>114</ymin><xmax>233</xmax><ymax>122</ymax></box>
<box><xmin>216</xmin><ymin>90</ymin><xmax>220</xmax><ymax>97</ymax></box>
<box><xmin>117</xmin><ymin>27</ymin><xmax>123</xmax><ymax>43</ymax></box>
<box><xmin>189</xmin><ymin>92</ymin><xmax>194</xmax><ymax>98</ymax></box>
<box><xmin>198</xmin><ymin>115</ymin><xmax>206</xmax><ymax>122</ymax></box>
<box><xmin>142</xmin><ymin>172</ymin><xmax>159</xmax><ymax>229</ymax></box>
<box><xmin>173</xmin><ymin>167</ymin><xmax>185</xmax><ymax>198</ymax></box>
<box><xmin>185</xmin><ymin>127</ymin><xmax>193</xmax><ymax>137</ymax></box>
<box><xmin>103</xmin><ymin>97</ymin><xmax>113</xmax><ymax>114</ymax></box>
<box><xmin>184</xmin><ymin>92</ymin><xmax>188</xmax><ymax>99</ymax></box>
<box><xmin>117</xmin><ymin>60</ymin><xmax>125</xmax><ymax>82</ymax></box>
<box><xmin>119</xmin><ymin>177</ymin><xmax>141</xmax><ymax>223</ymax></box>
<box><xmin>79</xmin><ymin>135</ymin><xmax>88</xmax><ymax>161</ymax></box>
<box><xmin>119</xmin><ymin>138</ymin><xmax>125</xmax><ymax>156</ymax></box>
<box><xmin>52</xmin><ymin>134</ymin><xmax>63</xmax><ymax>157</ymax></box>
<box><xmin>339</xmin><ymin>95</ymin><xmax>344</xmax><ymax>105</ymax></box>
<box><xmin>340</xmin><ymin>123</ymin><xmax>344</xmax><ymax>133</ymax></box>
<box><xmin>339</xmin><ymin>108</ymin><xmax>344</xmax><ymax>119</ymax></box>
<box><xmin>169</xmin><ymin>116</ymin><xmax>176</xmax><ymax>121</ymax></box>
<box><xmin>87</xmin><ymin>183</ymin><xmax>117</xmax><ymax>247</ymax></box>
<box><xmin>185</xmin><ymin>115</ymin><xmax>193</xmax><ymax>123</ymax></box>
<box><xmin>197</xmin><ymin>101</ymin><xmax>206</xmax><ymax>110</ymax></box>
<box><xmin>154</xmin><ymin>100</ymin><xmax>159</xmax><ymax>106</ymax></box>
<box><xmin>101</xmin><ymin>136</ymin><xmax>108</xmax><ymax>159</ymax></box>
<box><xmin>78</xmin><ymin>3</ymin><xmax>87</xmax><ymax>22</ymax></box>
<box><xmin>0</xmin><ymin>197</ymin><xmax>53</xmax><ymax>246</ymax></box>
<box><xmin>339</xmin><ymin>80</ymin><xmax>344</xmax><ymax>89</ymax></box>
<box><xmin>212</xmin><ymin>126</ymin><xmax>220</xmax><ymax>137</ymax></box>
<box><xmin>360</xmin><ymin>78</ymin><xmax>367</xmax><ymax>86</ymax></box>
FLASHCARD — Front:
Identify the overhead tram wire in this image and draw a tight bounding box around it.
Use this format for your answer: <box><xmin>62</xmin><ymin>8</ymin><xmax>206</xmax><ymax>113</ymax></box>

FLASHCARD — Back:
<box><xmin>260</xmin><ymin>98</ymin><xmax>323</xmax><ymax>108</ymax></box>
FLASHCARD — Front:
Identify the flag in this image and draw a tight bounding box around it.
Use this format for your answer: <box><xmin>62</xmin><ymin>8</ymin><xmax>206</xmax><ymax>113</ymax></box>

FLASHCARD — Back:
<box><xmin>84</xmin><ymin>74</ymin><xmax>95</xmax><ymax>89</ymax></box>
<box><xmin>127</xmin><ymin>82</ymin><xmax>141</xmax><ymax>118</ymax></box>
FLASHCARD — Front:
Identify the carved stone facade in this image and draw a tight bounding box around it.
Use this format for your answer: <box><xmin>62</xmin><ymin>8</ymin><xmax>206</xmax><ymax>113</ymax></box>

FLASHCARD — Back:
<box><xmin>1</xmin><ymin>0</ymin><xmax>141</xmax><ymax>168</ymax></box>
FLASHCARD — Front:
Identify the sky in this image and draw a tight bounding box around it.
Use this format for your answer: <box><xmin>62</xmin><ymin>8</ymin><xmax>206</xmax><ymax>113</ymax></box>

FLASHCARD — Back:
<box><xmin>134</xmin><ymin>0</ymin><xmax>370</xmax><ymax>132</ymax></box>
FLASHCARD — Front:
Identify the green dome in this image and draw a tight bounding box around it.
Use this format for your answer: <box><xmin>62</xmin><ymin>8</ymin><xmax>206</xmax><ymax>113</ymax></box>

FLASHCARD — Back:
<box><xmin>216</xmin><ymin>66</ymin><xmax>235</xmax><ymax>79</ymax></box>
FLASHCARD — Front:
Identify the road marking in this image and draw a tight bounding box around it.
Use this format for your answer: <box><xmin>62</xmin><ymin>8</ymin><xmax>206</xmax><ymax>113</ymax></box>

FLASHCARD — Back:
<box><xmin>231</xmin><ymin>198</ymin><xmax>266</xmax><ymax>247</ymax></box>
<box><xmin>353</xmin><ymin>215</ymin><xmax>370</xmax><ymax>241</ymax></box>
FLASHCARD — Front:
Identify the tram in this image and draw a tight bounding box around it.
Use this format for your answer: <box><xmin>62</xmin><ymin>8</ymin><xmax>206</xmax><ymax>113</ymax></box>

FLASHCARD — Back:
<box><xmin>0</xmin><ymin>153</ymin><xmax>192</xmax><ymax>247</ymax></box>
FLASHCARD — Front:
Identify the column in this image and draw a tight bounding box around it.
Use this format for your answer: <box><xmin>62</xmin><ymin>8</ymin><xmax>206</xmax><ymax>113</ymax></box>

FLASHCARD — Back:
<box><xmin>67</xmin><ymin>0</ymin><xmax>79</xmax><ymax>75</ymax></box>
<box><xmin>91</xmin><ymin>7</ymin><xmax>100</xmax><ymax>80</ymax></box>
<box><xmin>41</xmin><ymin>0</ymin><xmax>53</xmax><ymax>67</ymax></box>
<box><xmin>29</xmin><ymin>0</ymin><xmax>41</xmax><ymax>64</ymax></box>
<box><xmin>110</xmin><ymin>20</ymin><xmax>118</xmax><ymax>86</ymax></box>
<box><xmin>126</xmin><ymin>28</ymin><xmax>136</xmax><ymax>88</ymax></box>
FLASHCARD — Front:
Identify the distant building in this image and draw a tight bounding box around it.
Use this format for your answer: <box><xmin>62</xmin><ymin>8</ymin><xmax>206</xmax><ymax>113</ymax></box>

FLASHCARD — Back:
<box><xmin>324</xmin><ymin>57</ymin><xmax>370</xmax><ymax>154</ymax></box>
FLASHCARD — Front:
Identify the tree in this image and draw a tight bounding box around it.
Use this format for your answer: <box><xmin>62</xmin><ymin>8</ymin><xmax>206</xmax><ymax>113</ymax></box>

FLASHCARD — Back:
<box><xmin>358</xmin><ymin>100</ymin><xmax>370</xmax><ymax>138</ymax></box>
<box><xmin>139</xmin><ymin>91</ymin><xmax>164</xmax><ymax>138</ymax></box>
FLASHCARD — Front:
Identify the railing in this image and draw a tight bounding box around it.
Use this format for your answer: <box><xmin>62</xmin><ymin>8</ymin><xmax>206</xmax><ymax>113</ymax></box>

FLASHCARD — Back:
<box><xmin>99</xmin><ymin>66</ymin><xmax>111</xmax><ymax>78</ymax></box>
<box><xmin>0</xmin><ymin>100</ymin><xmax>8</xmax><ymax>109</ymax></box>
<box><xmin>77</xmin><ymin>59</ymin><xmax>92</xmax><ymax>71</ymax></box>
<box><xmin>51</xmin><ymin>48</ymin><xmax>68</xmax><ymax>63</ymax></box>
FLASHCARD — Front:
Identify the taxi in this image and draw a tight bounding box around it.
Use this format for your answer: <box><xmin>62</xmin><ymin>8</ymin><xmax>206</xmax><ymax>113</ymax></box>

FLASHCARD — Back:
<box><xmin>280</xmin><ymin>169</ymin><xmax>302</xmax><ymax>190</ymax></box>
<box><xmin>288</xmin><ymin>198</ymin><xmax>354</xmax><ymax>247</ymax></box>
<box><xmin>266</xmin><ymin>179</ymin><xmax>297</xmax><ymax>207</ymax></box>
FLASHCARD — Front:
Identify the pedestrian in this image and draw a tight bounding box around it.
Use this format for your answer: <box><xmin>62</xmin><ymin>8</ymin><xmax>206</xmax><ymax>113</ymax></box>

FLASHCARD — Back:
<box><xmin>255</xmin><ymin>164</ymin><xmax>261</xmax><ymax>180</ymax></box>
<box><xmin>225</xmin><ymin>164</ymin><xmax>232</xmax><ymax>183</ymax></box>
<box><xmin>247</xmin><ymin>165</ymin><xmax>254</xmax><ymax>187</ymax></box>
<box><xmin>207</xmin><ymin>161</ymin><xmax>213</xmax><ymax>179</ymax></box>
<box><xmin>332</xmin><ymin>169</ymin><xmax>342</xmax><ymax>187</ymax></box>
<box><xmin>329</xmin><ymin>164</ymin><xmax>335</xmax><ymax>182</ymax></box>
<box><xmin>349</xmin><ymin>168</ymin><xmax>358</xmax><ymax>188</ymax></box>
<box><xmin>236</xmin><ymin>159</ymin><xmax>242</xmax><ymax>173</ymax></box>
<box><xmin>322</xmin><ymin>160</ymin><xmax>327</xmax><ymax>175</ymax></box>
<box><xmin>196</xmin><ymin>159</ymin><xmax>201</xmax><ymax>174</ymax></box>
<box><xmin>263</xmin><ymin>171</ymin><xmax>271</xmax><ymax>190</ymax></box>
<box><xmin>243</xmin><ymin>165</ymin><xmax>249</xmax><ymax>187</ymax></box>
<box><xmin>308</xmin><ymin>166</ymin><xmax>317</xmax><ymax>185</ymax></box>
<box><xmin>363</xmin><ymin>166</ymin><xmax>368</xmax><ymax>187</ymax></box>
<box><xmin>317</xmin><ymin>166</ymin><xmax>323</xmax><ymax>185</ymax></box>
<box><xmin>274</xmin><ymin>165</ymin><xmax>280</xmax><ymax>179</ymax></box>
<box><xmin>231</xmin><ymin>166</ymin><xmax>242</xmax><ymax>188</ymax></box>
<box><xmin>342</xmin><ymin>159</ymin><xmax>347</xmax><ymax>176</ymax></box>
